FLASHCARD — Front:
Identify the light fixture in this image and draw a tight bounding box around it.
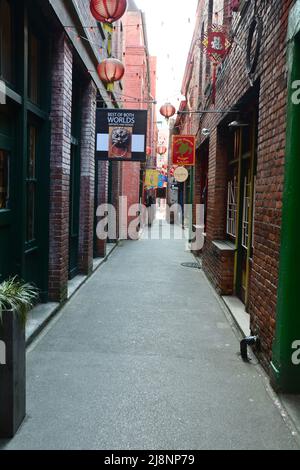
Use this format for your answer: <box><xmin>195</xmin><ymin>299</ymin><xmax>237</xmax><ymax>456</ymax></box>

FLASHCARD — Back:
<box><xmin>202</xmin><ymin>128</ymin><xmax>210</xmax><ymax>137</ymax></box>
<box><xmin>228</xmin><ymin>120</ymin><xmax>249</xmax><ymax>128</ymax></box>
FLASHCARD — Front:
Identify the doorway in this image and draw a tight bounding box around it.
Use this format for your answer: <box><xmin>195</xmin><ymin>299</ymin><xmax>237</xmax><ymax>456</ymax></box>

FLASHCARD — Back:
<box><xmin>226</xmin><ymin>111</ymin><xmax>257</xmax><ymax>305</ymax></box>
<box><xmin>68</xmin><ymin>79</ymin><xmax>82</xmax><ymax>279</ymax></box>
<box><xmin>69</xmin><ymin>140</ymin><xmax>81</xmax><ymax>279</ymax></box>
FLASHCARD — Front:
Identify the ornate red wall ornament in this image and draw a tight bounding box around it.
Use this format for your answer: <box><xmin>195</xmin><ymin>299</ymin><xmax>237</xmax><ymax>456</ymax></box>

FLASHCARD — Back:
<box><xmin>202</xmin><ymin>24</ymin><xmax>231</xmax><ymax>104</ymax></box>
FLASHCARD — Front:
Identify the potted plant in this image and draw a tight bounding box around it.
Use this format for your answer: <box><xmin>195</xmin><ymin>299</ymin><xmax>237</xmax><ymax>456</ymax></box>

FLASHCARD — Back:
<box><xmin>0</xmin><ymin>277</ymin><xmax>38</xmax><ymax>438</ymax></box>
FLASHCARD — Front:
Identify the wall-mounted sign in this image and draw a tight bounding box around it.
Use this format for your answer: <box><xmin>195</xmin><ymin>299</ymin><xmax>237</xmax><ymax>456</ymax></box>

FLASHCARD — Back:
<box><xmin>96</xmin><ymin>109</ymin><xmax>148</xmax><ymax>162</ymax></box>
<box><xmin>172</xmin><ymin>135</ymin><xmax>196</xmax><ymax>166</ymax></box>
<box><xmin>174</xmin><ymin>166</ymin><xmax>189</xmax><ymax>183</ymax></box>
<box><xmin>145</xmin><ymin>170</ymin><xmax>159</xmax><ymax>189</ymax></box>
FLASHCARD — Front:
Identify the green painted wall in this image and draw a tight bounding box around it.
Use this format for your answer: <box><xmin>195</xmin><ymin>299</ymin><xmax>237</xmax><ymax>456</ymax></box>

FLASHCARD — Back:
<box><xmin>271</xmin><ymin>0</ymin><xmax>300</xmax><ymax>393</ymax></box>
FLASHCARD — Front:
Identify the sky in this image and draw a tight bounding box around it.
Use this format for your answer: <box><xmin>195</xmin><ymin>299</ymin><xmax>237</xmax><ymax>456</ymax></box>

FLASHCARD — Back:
<box><xmin>134</xmin><ymin>0</ymin><xmax>199</xmax><ymax>111</ymax></box>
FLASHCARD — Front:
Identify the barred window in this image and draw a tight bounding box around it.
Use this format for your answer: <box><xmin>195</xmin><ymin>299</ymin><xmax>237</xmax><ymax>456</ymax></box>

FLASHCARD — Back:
<box><xmin>227</xmin><ymin>176</ymin><xmax>238</xmax><ymax>238</ymax></box>
<box><xmin>242</xmin><ymin>175</ymin><xmax>251</xmax><ymax>249</ymax></box>
<box><xmin>252</xmin><ymin>176</ymin><xmax>256</xmax><ymax>250</ymax></box>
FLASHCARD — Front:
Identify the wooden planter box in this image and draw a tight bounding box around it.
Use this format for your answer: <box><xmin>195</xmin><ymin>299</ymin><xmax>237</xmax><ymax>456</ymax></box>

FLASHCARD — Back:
<box><xmin>0</xmin><ymin>310</ymin><xmax>26</xmax><ymax>438</ymax></box>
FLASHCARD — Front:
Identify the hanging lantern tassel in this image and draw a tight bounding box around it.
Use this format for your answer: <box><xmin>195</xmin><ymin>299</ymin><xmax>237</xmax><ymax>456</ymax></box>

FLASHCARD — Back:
<box><xmin>103</xmin><ymin>23</ymin><xmax>113</xmax><ymax>57</ymax></box>
<box><xmin>107</xmin><ymin>83</ymin><xmax>114</xmax><ymax>92</ymax></box>
<box><xmin>103</xmin><ymin>23</ymin><xmax>114</xmax><ymax>34</ymax></box>
<box><xmin>212</xmin><ymin>62</ymin><xmax>218</xmax><ymax>106</ymax></box>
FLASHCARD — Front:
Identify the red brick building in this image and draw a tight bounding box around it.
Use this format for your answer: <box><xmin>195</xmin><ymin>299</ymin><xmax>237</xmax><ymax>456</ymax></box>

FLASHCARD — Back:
<box><xmin>176</xmin><ymin>0</ymin><xmax>300</xmax><ymax>391</ymax></box>
<box><xmin>0</xmin><ymin>0</ymin><xmax>125</xmax><ymax>303</ymax></box>
<box><xmin>121</xmin><ymin>0</ymin><xmax>157</xmax><ymax>236</ymax></box>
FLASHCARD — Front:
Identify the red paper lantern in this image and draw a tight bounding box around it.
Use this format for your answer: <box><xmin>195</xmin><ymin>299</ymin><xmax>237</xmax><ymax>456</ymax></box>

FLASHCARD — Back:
<box><xmin>97</xmin><ymin>58</ymin><xmax>125</xmax><ymax>83</ymax></box>
<box><xmin>160</xmin><ymin>102</ymin><xmax>176</xmax><ymax>119</ymax></box>
<box><xmin>146</xmin><ymin>146</ymin><xmax>152</xmax><ymax>156</ymax></box>
<box><xmin>90</xmin><ymin>0</ymin><xmax>127</xmax><ymax>23</ymax></box>
<box><xmin>157</xmin><ymin>145</ymin><xmax>167</xmax><ymax>156</ymax></box>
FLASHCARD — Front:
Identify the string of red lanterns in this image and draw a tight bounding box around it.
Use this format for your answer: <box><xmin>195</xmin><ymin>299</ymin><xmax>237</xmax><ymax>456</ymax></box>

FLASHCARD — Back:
<box><xmin>90</xmin><ymin>1</ymin><xmax>127</xmax><ymax>90</ymax></box>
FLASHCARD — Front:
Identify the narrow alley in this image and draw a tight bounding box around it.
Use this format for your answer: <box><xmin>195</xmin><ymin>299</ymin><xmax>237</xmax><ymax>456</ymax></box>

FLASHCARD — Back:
<box><xmin>1</xmin><ymin>220</ymin><xmax>298</xmax><ymax>450</ymax></box>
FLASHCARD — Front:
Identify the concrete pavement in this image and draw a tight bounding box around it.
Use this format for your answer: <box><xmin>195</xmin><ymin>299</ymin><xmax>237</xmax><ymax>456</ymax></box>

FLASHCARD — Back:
<box><xmin>1</xmin><ymin>220</ymin><xmax>299</xmax><ymax>450</ymax></box>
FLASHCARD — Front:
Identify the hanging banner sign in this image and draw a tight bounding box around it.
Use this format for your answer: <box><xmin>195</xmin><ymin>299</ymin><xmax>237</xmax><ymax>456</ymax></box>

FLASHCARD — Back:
<box><xmin>207</xmin><ymin>31</ymin><xmax>227</xmax><ymax>57</ymax></box>
<box><xmin>174</xmin><ymin>166</ymin><xmax>189</xmax><ymax>183</ymax></box>
<box><xmin>202</xmin><ymin>24</ymin><xmax>231</xmax><ymax>63</ymax></box>
<box><xmin>172</xmin><ymin>135</ymin><xmax>196</xmax><ymax>166</ymax></box>
<box><xmin>145</xmin><ymin>170</ymin><xmax>159</xmax><ymax>189</ymax></box>
<box><xmin>96</xmin><ymin>109</ymin><xmax>148</xmax><ymax>162</ymax></box>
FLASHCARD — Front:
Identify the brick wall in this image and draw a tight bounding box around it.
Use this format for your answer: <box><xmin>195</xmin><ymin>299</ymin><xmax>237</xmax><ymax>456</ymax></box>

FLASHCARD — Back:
<box><xmin>95</xmin><ymin>161</ymin><xmax>109</xmax><ymax>257</ymax></box>
<box><xmin>120</xmin><ymin>7</ymin><xmax>155</xmax><ymax>237</ymax></box>
<box><xmin>49</xmin><ymin>33</ymin><xmax>73</xmax><ymax>303</ymax></box>
<box><xmin>78</xmin><ymin>80</ymin><xmax>97</xmax><ymax>274</ymax></box>
<box><xmin>111</xmin><ymin>162</ymin><xmax>123</xmax><ymax>241</ymax></box>
<box><xmin>182</xmin><ymin>0</ymin><xmax>295</xmax><ymax>369</ymax></box>
<box><xmin>204</xmin><ymin>240</ymin><xmax>235</xmax><ymax>295</ymax></box>
<box><xmin>248</xmin><ymin>0</ymin><xmax>294</xmax><ymax>368</ymax></box>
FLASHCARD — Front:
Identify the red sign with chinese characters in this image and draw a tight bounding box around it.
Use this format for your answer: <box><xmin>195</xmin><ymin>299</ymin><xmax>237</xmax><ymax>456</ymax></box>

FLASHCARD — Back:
<box><xmin>172</xmin><ymin>136</ymin><xmax>196</xmax><ymax>166</ymax></box>
<box><xmin>207</xmin><ymin>31</ymin><xmax>227</xmax><ymax>57</ymax></box>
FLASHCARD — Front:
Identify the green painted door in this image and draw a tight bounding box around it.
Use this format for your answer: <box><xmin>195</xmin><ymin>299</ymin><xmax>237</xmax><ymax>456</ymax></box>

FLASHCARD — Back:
<box><xmin>271</xmin><ymin>13</ymin><xmax>300</xmax><ymax>392</ymax></box>
<box><xmin>22</xmin><ymin>112</ymin><xmax>50</xmax><ymax>301</ymax></box>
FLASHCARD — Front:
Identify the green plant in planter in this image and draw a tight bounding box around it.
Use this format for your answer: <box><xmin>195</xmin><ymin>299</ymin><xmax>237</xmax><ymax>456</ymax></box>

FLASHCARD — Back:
<box><xmin>0</xmin><ymin>277</ymin><xmax>39</xmax><ymax>325</ymax></box>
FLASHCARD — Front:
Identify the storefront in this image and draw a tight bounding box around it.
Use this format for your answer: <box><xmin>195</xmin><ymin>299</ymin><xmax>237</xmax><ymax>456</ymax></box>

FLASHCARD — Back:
<box><xmin>0</xmin><ymin>0</ymin><xmax>51</xmax><ymax>300</ymax></box>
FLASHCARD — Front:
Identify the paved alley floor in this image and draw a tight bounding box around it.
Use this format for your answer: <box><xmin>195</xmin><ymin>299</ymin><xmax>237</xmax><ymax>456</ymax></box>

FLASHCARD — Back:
<box><xmin>1</xmin><ymin>220</ymin><xmax>299</xmax><ymax>450</ymax></box>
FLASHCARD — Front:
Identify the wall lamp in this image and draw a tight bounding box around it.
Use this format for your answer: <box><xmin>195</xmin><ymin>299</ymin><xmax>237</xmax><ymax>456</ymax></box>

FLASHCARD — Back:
<box><xmin>228</xmin><ymin>120</ymin><xmax>249</xmax><ymax>128</ymax></box>
<box><xmin>202</xmin><ymin>128</ymin><xmax>210</xmax><ymax>137</ymax></box>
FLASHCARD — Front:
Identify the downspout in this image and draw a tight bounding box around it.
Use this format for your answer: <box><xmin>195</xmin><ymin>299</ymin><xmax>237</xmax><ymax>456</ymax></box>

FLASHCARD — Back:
<box><xmin>270</xmin><ymin>0</ymin><xmax>300</xmax><ymax>393</ymax></box>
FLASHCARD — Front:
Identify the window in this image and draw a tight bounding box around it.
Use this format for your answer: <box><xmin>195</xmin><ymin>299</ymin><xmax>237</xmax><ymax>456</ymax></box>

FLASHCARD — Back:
<box><xmin>28</xmin><ymin>32</ymin><xmax>41</xmax><ymax>105</ymax></box>
<box><xmin>252</xmin><ymin>175</ymin><xmax>256</xmax><ymax>250</ymax></box>
<box><xmin>26</xmin><ymin>126</ymin><xmax>37</xmax><ymax>242</ymax></box>
<box><xmin>0</xmin><ymin>0</ymin><xmax>13</xmax><ymax>83</ymax></box>
<box><xmin>0</xmin><ymin>149</ymin><xmax>9</xmax><ymax>209</ymax></box>
<box><xmin>227</xmin><ymin>176</ymin><xmax>238</xmax><ymax>238</ymax></box>
<box><xmin>242</xmin><ymin>174</ymin><xmax>251</xmax><ymax>249</ymax></box>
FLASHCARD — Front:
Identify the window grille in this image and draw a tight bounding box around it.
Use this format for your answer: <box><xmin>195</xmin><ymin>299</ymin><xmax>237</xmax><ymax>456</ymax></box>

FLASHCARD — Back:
<box><xmin>252</xmin><ymin>176</ymin><xmax>256</xmax><ymax>249</ymax></box>
<box><xmin>242</xmin><ymin>176</ymin><xmax>251</xmax><ymax>249</ymax></box>
<box><xmin>227</xmin><ymin>176</ymin><xmax>237</xmax><ymax>238</ymax></box>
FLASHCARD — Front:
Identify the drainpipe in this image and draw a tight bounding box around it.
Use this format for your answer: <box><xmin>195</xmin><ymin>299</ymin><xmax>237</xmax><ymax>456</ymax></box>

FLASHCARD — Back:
<box><xmin>270</xmin><ymin>0</ymin><xmax>300</xmax><ymax>393</ymax></box>
<box><xmin>240</xmin><ymin>336</ymin><xmax>260</xmax><ymax>362</ymax></box>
